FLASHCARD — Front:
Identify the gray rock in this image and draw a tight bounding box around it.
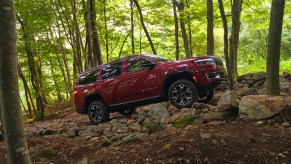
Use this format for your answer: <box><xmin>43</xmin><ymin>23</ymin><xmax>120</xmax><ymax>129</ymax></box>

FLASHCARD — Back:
<box><xmin>251</xmin><ymin>72</ymin><xmax>266</xmax><ymax>81</ymax></box>
<box><xmin>42</xmin><ymin>129</ymin><xmax>58</xmax><ymax>135</ymax></box>
<box><xmin>140</xmin><ymin>118</ymin><xmax>164</xmax><ymax>134</ymax></box>
<box><xmin>239</xmin><ymin>95</ymin><xmax>289</xmax><ymax>120</ymax></box>
<box><xmin>67</xmin><ymin>127</ymin><xmax>79</xmax><ymax>138</ymax></box>
<box><xmin>236</xmin><ymin>87</ymin><xmax>258</xmax><ymax>97</ymax></box>
<box><xmin>161</xmin><ymin>110</ymin><xmax>193</xmax><ymax>124</ymax></box>
<box><xmin>130</xmin><ymin>122</ymin><xmax>141</xmax><ymax>132</ymax></box>
<box><xmin>191</xmin><ymin>103</ymin><xmax>209</xmax><ymax>110</ymax></box>
<box><xmin>148</xmin><ymin>102</ymin><xmax>170</xmax><ymax>119</ymax></box>
<box><xmin>217</xmin><ymin>90</ymin><xmax>239</xmax><ymax>111</ymax></box>
<box><xmin>111</xmin><ymin>123</ymin><xmax>128</xmax><ymax>133</ymax></box>
<box><xmin>202</xmin><ymin>111</ymin><xmax>236</xmax><ymax>122</ymax></box>
<box><xmin>122</xmin><ymin>133</ymin><xmax>149</xmax><ymax>143</ymax></box>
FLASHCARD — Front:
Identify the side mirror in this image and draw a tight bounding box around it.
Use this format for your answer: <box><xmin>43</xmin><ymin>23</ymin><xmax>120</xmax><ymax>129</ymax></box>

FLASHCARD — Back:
<box><xmin>140</xmin><ymin>62</ymin><xmax>155</xmax><ymax>69</ymax></box>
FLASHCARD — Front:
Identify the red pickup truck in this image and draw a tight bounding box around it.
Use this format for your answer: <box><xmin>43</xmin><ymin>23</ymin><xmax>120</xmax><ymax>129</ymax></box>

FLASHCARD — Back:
<box><xmin>74</xmin><ymin>55</ymin><xmax>225</xmax><ymax>124</ymax></box>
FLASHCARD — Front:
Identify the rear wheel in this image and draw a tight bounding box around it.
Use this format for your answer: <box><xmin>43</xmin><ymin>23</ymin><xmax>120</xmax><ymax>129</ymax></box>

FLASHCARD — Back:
<box><xmin>168</xmin><ymin>79</ymin><xmax>198</xmax><ymax>109</ymax></box>
<box><xmin>119</xmin><ymin>108</ymin><xmax>136</xmax><ymax>116</ymax></box>
<box><xmin>198</xmin><ymin>90</ymin><xmax>214</xmax><ymax>103</ymax></box>
<box><xmin>88</xmin><ymin>101</ymin><xmax>109</xmax><ymax>124</ymax></box>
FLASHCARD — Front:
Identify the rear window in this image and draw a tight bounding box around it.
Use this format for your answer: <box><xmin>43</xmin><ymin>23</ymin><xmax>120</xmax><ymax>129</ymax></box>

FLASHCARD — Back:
<box><xmin>77</xmin><ymin>70</ymin><xmax>98</xmax><ymax>86</ymax></box>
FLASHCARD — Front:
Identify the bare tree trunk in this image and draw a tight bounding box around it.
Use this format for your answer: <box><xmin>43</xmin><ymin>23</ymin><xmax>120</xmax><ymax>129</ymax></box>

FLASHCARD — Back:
<box><xmin>50</xmin><ymin>1</ymin><xmax>74</xmax><ymax>98</ymax></box>
<box><xmin>133</xmin><ymin>0</ymin><xmax>157</xmax><ymax>55</ymax></box>
<box><xmin>49</xmin><ymin>59</ymin><xmax>62</xmax><ymax>102</ymax></box>
<box><xmin>0</xmin><ymin>0</ymin><xmax>31</xmax><ymax>162</ymax></box>
<box><xmin>71</xmin><ymin>0</ymin><xmax>84</xmax><ymax>73</ymax></box>
<box><xmin>186</xmin><ymin>0</ymin><xmax>193</xmax><ymax>57</ymax></box>
<box><xmin>119</xmin><ymin>31</ymin><xmax>132</xmax><ymax>58</ymax></box>
<box><xmin>85</xmin><ymin>0</ymin><xmax>92</xmax><ymax>69</ymax></box>
<box><xmin>230</xmin><ymin>0</ymin><xmax>243</xmax><ymax>78</ymax></box>
<box><xmin>173</xmin><ymin>0</ymin><xmax>179</xmax><ymax>60</ymax></box>
<box><xmin>266</xmin><ymin>0</ymin><xmax>285</xmax><ymax>95</ymax></box>
<box><xmin>18</xmin><ymin>65</ymin><xmax>35</xmax><ymax>118</ymax></box>
<box><xmin>218</xmin><ymin>0</ymin><xmax>234</xmax><ymax>90</ymax></box>
<box><xmin>174</xmin><ymin>0</ymin><xmax>191</xmax><ymax>58</ymax></box>
<box><xmin>207</xmin><ymin>0</ymin><xmax>214</xmax><ymax>56</ymax></box>
<box><xmin>90</xmin><ymin>0</ymin><xmax>103</xmax><ymax>65</ymax></box>
<box><xmin>17</xmin><ymin>17</ymin><xmax>45</xmax><ymax>120</ymax></box>
<box><xmin>104</xmin><ymin>0</ymin><xmax>110</xmax><ymax>61</ymax></box>
<box><xmin>130</xmin><ymin>0</ymin><xmax>135</xmax><ymax>54</ymax></box>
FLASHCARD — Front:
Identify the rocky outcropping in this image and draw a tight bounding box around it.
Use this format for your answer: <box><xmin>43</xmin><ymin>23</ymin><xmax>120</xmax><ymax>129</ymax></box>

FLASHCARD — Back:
<box><xmin>239</xmin><ymin>95</ymin><xmax>291</xmax><ymax>120</ymax></box>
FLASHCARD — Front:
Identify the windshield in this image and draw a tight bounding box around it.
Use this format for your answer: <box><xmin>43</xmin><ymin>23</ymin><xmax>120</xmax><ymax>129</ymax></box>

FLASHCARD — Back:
<box><xmin>146</xmin><ymin>55</ymin><xmax>169</xmax><ymax>62</ymax></box>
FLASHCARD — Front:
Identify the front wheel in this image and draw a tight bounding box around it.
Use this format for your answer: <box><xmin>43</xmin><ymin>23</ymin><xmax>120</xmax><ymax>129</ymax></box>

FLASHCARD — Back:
<box><xmin>168</xmin><ymin>79</ymin><xmax>198</xmax><ymax>109</ymax></box>
<box><xmin>88</xmin><ymin>101</ymin><xmax>109</xmax><ymax>124</ymax></box>
<box><xmin>198</xmin><ymin>90</ymin><xmax>214</xmax><ymax>103</ymax></box>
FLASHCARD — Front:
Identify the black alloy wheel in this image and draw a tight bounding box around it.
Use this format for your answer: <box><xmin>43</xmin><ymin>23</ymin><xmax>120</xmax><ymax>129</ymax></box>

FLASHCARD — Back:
<box><xmin>168</xmin><ymin>79</ymin><xmax>198</xmax><ymax>109</ymax></box>
<box><xmin>88</xmin><ymin>101</ymin><xmax>109</xmax><ymax>124</ymax></box>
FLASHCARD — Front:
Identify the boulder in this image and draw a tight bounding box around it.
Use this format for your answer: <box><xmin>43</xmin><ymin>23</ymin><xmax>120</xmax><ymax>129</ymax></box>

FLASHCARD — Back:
<box><xmin>201</xmin><ymin>111</ymin><xmax>237</xmax><ymax>122</ymax></box>
<box><xmin>30</xmin><ymin>142</ymin><xmax>55</xmax><ymax>159</ymax></box>
<box><xmin>147</xmin><ymin>102</ymin><xmax>170</xmax><ymax>120</ymax></box>
<box><xmin>239</xmin><ymin>95</ymin><xmax>289</xmax><ymax>120</ymax></box>
<box><xmin>122</xmin><ymin>133</ymin><xmax>149</xmax><ymax>143</ymax></box>
<box><xmin>217</xmin><ymin>90</ymin><xmax>239</xmax><ymax>111</ymax></box>
<box><xmin>161</xmin><ymin>109</ymin><xmax>195</xmax><ymax>124</ymax></box>
<box><xmin>140</xmin><ymin>118</ymin><xmax>164</xmax><ymax>134</ymax></box>
<box><xmin>236</xmin><ymin>87</ymin><xmax>258</xmax><ymax>97</ymax></box>
<box><xmin>282</xmin><ymin>71</ymin><xmax>291</xmax><ymax>80</ymax></box>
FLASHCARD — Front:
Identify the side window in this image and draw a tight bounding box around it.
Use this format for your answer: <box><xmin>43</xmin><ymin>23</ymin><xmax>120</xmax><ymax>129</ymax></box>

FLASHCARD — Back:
<box><xmin>126</xmin><ymin>57</ymin><xmax>153</xmax><ymax>73</ymax></box>
<box><xmin>77</xmin><ymin>70</ymin><xmax>98</xmax><ymax>85</ymax></box>
<box><xmin>101</xmin><ymin>61</ymin><xmax>122</xmax><ymax>79</ymax></box>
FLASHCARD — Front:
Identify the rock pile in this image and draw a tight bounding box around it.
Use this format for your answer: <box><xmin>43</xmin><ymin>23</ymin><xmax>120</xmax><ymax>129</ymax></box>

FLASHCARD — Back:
<box><xmin>24</xmin><ymin>72</ymin><xmax>291</xmax><ymax>160</ymax></box>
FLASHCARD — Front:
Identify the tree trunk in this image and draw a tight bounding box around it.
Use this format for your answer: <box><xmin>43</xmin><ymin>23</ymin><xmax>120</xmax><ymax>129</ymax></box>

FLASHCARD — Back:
<box><xmin>0</xmin><ymin>0</ymin><xmax>31</xmax><ymax>162</ymax></box>
<box><xmin>49</xmin><ymin>59</ymin><xmax>62</xmax><ymax>102</ymax></box>
<box><xmin>104</xmin><ymin>0</ymin><xmax>110</xmax><ymax>61</ymax></box>
<box><xmin>130</xmin><ymin>0</ymin><xmax>135</xmax><ymax>54</ymax></box>
<box><xmin>71</xmin><ymin>0</ymin><xmax>84</xmax><ymax>73</ymax></box>
<box><xmin>18</xmin><ymin>65</ymin><xmax>35</xmax><ymax>118</ymax></box>
<box><xmin>207</xmin><ymin>0</ymin><xmax>214</xmax><ymax>56</ymax></box>
<box><xmin>90</xmin><ymin>0</ymin><xmax>103</xmax><ymax>65</ymax></box>
<box><xmin>173</xmin><ymin>0</ymin><xmax>179</xmax><ymax>60</ymax></box>
<box><xmin>175</xmin><ymin>0</ymin><xmax>191</xmax><ymax>58</ymax></box>
<box><xmin>186</xmin><ymin>0</ymin><xmax>193</xmax><ymax>57</ymax></box>
<box><xmin>218</xmin><ymin>0</ymin><xmax>234</xmax><ymax>90</ymax></box>
<box><xmin>119</xmin><ymin>31</ymin><xmax>132</xmax><ymax>58</ymax></box>
<box><xmin>230</xmin><ymin>0</ymin><xmax>243</xmax><ymax>78</ymax></box>
<box><xmin>84</xmin><ymin>0</ymin><xmax>92</xmax><ymax>69</ymax></box>
<box><xmin>266</xmin><ymin>0</ymin><xmax>285</xmax><ymax>95</ymax></box>
<box><xmin>17</xmin><ymin>17</ymin><xmax>45</xmax><ymax>120</ymax></box>
<box><xmin>133</xmin><ymin>0</ymin><xmax>157</xmax><ymax>55</ymax></box>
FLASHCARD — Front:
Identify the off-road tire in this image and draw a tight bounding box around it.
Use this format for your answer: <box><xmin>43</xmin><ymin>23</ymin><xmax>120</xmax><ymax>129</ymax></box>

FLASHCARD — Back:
<box><xmin>198</xmin><ymin>90</ymin><xmax>214</xmax><ymax>103</ymax></box>
<box><xmin>119</xmin><ymin>108</ymin><xmax>136</xmax><ymax>116</ymax></box>
<box><xmin>88</xmin><ymin>101</ymin><xmax>109</xmax><ymax>124</ymax></box>
<box><xmin>168</xmin><ymin>79</ymin><xmax>198</xmax><ymax>109</ymax></box>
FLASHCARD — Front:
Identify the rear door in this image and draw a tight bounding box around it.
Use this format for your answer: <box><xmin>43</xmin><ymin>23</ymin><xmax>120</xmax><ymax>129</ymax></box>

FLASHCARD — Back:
<box><xmin>99</xmin><ymin>60</ymin><xmax>128</xmax><ymax>105</ymax></box>
<box><xmin>125</xmin><ymin>56</ymin><xmax>160</xmax><ymax>101</ymax></box>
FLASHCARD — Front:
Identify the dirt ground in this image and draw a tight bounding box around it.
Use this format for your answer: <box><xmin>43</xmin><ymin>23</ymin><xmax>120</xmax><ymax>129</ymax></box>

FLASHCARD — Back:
<box><xmin>0</xmin><ymin>109</ymin><xmax>291</xmax><ymax>164</ymax></box>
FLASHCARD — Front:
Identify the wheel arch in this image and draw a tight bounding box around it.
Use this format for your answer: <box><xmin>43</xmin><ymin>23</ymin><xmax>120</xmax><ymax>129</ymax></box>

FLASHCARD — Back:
<box><xmin>163</xmin><ymin>71</ymin><xmax>197</xmax><ymax>98</ymax></box>
<box><xmin>84</xmin><ymin>93</ymin><xmax>105</xmax><ymax>112</ymax></box>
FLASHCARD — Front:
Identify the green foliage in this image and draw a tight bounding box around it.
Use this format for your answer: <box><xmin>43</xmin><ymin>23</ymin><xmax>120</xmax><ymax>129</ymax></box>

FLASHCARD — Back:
<box><xmin>238</xmin><ymin>59</ymin><xmax>291</xmax><ymax>75</ymax></box>
<box><xmin>174</xmin><ymin>115</ymin><xmax>198</xmax><ymax>128</ymax></box>
<box><xmin>13</xmin><ymin>0</ymin><xmax>291</xmax><ymax>117</ymax></box>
